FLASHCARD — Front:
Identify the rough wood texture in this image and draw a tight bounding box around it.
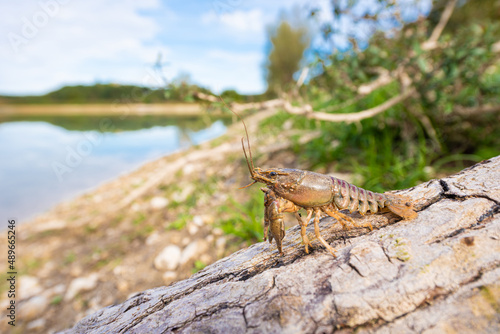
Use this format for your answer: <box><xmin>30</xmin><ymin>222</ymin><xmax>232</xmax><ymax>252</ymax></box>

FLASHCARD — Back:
<box><xmin>62</xmin><ymin>156</ymin><xmax>500</xmax><ymax>334</ymax></box>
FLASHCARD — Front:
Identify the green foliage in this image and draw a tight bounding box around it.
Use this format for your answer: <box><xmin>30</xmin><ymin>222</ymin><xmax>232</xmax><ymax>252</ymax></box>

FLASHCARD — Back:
<box><xmin>0</xmin><ymin>82</ymin><xmax>213</xmax><ymax>104</ymax></box>
<box><xmin>64</xmin><ymin>251</ymin><xmax>77</xmax><ymax>265</ymax></box>
<box><xmin>265</xmin><ymin>16</ymin><xmax>310</xmax><ymax>95</ymax></box>
<box><xmin>167</xmin><ymin>213</ymin><xmax>192</xmax><ymax>231</ymax></box>
<box><xmin>51</xmin><ymin>295</ymin><xmax>63</xmax><ymax>305</ymax></box>
<box><xmin>216</xmin><ymin>188</ymin><xmax>264</xmax><ymax>243</ymax></box>
<box><xmin>286</xmin><ymin>2</ymin><xmax>500</xmax><ymax>191</ymax></box>
<box><xmin>133</xmin><ymin>212</ymin><xmax>146</xmax><ymax>226</ymax></box>
<box><xmin>192</xmin><ymin>260</ymin><xmax>206</xmax><ymax>273</ymax></box>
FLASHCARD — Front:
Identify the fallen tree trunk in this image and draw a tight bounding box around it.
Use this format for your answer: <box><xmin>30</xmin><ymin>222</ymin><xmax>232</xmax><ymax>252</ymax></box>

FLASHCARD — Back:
<box><xmin>62</xmin><ymin>156</ymin><xmax>500</xmax><ymax>333</ymax></box>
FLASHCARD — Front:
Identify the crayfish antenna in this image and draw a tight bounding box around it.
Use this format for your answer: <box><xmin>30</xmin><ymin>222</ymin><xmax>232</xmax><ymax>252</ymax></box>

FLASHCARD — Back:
<box><xmin>219</xmin><ymin>96</ymin><xmax>256</xmax><ymax>176</ymax></box>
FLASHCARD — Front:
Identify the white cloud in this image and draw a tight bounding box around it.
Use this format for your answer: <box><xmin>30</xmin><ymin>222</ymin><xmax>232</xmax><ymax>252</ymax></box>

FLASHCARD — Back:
<box><xmin>202</xmin><ymin>9</ymin><xmax>264</xmax><ymax>33</ymax></box>
<box><xmin>166</xmin><ymin>49</ymin><xmax>265</xmax><ymax>94</ymax></box>
<box><xmin>0</xmin><ymin>0</ymin><xmax>323</xmax><ymax>96</ymax></box>
<box><xmin>0</xmin><ymin>0</ymin><xmax>167</xmax><ymax>94</ymax></box>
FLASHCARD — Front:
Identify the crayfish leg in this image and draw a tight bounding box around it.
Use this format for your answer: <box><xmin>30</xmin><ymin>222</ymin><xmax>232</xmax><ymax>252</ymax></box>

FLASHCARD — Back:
<box><xmin>323</xmin><ymin>206</ymin><xmax>373</xmax><ymax>231</ymax></box>
<box><xmin>313</xmin><ymin>209</ymin><xmax>337</xmax><ymax>257</ymax></box>
<box><xmin>295</xmin><ymin>211</ymin><xmax>313</xmax><ymax>254</ymax></box>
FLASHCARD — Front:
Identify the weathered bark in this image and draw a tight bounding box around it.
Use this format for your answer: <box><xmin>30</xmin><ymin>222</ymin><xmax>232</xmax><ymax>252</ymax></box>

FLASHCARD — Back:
<box><xmin>61</xmin><ymin>156</ymin><xmax>500</xmax><ymax>334</ymax></box>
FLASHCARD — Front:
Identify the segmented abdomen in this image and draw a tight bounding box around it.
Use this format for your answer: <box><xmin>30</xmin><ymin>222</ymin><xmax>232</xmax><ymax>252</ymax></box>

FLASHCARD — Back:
<box><xmin>330</xmin><ymin>177</ymin><xmax>386</xmax><ymax>214</ymax></box>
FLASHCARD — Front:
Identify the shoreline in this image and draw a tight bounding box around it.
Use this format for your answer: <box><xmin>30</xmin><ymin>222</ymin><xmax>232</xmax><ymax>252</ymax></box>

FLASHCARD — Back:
<box><xmin>0</xmin><ymin>102</ymin><xmax>218</xmax><ymax>116</ymax></box>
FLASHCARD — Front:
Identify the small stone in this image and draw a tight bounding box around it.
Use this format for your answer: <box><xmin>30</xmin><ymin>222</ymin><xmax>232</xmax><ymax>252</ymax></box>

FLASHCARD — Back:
<box><xmin>216</xmin><ymin>236</ymin><xmax>227</xmax><ymax>258</ymax></box>
<box><xmin>65</xmin><ymin>273</ymin><xmax>99</xmax><ymax>301</ymax></box>
<box><xmin>200</xmin><ymin>254</ymin><xmax>211</xmax><ymax>264</ymax></box>
<box><xmin>150</xmin><ymin>196</ymin><xmax>169</xmax><ymax>209</ymax></box>
<box><xmin>131</xmin><ymin>203</ymin><xmax>141</xmax><ymax>212</ymax></box>
<box><xmin>113</xmin><ymin>265</ymin><xmax>124</xmax><ymax>276</ymax></box>
<box><xmin>182</xmin><ymin>164</ymin><xmax>196</xmax><ymax>175</ymax></box>
<box><xmin>19</xmin><ymin>296</ymin><xmax>49</xmax><ymax>320</ymax></box>
<box><xmin>187</xmin><ymin>223</ymin><xmax>199</xmax><ymax>235</ymax></box>
<box><xmin>180</xmin><ymin>240</ymin><xmax>209</xmax><ymax>265</ymax></box>
<box><xmin>181</xmin><ymin>237</ymin><xmax>191</xmax><ymax>246</ymax></box>
<box><xmin>206</xmin><ymin>235</ymin><xmax>215</xmax><ymax>243</ymax></box>
<box><xmin>27</xmin><ymin>318</ymin><xmax>46</xmax><ymax>330</ymax></box>
<box><xmin>34</xmin><ymin>219</ymin><xmax>66</xmax><ymax>232</ymax></box>
<box><xmin>212</xmin><ymin>227</ymin><xmax>224</xmax><ymax>236</ymax></box>
<box><xmin>154</xmin><ymin>245</ymin><xmax>182</xmax><ymax>271</ymax></box>
<box><xmin>146</xmin><ymin>231</ymin><xmax>161</xmax><ymax>245</ymax></box>
<box><xmin>43</xmin><ymin>283</ymin><xmax>66</xmax><ymax>300</ymax></box>
<box><xmin>117</xmin><ymin>280</ymin><xmax>129</xmax><ymax>293</ymax></box>
<box><xmin>192</xmin><ymin>215</ymin><xmax>204</xmax><ymax>226</ymax></box>
<box><xmin>282</xmin><ymin>119</ymin><xmax>293</xmax><ymax>130</ymax></box>
<box><xmin>162</xmin><ymin>271</ymin><xmax>177</xmax><ymax>283</ymax></box>
<box><xmin>70</xmin><ymin>265</ymin><xmax>83</xmax><ymax>277</ymax></box>
<box><xmin>203</xmin><ymin>215</ymin><xmax>215</xmax><ymax>225</ymax></box>
<box><xmin>38</xmin><ymin>261</ymin><xmax>56</xmax><ymax>278</ymax></box>
<box><xmin>19</xmin><ymin>276</ymin><xmax>42</xmax><ymax>300</ymax></box>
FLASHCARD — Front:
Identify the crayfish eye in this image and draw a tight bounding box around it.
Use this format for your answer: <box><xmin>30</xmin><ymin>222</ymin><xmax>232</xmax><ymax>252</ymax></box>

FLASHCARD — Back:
<box><xmin>270</xmin><ymin>171</ymin><xmax>277</xmax><ymax>176</ymax></box>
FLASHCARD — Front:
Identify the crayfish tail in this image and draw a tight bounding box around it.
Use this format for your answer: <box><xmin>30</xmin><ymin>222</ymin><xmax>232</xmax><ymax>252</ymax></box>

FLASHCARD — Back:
<box><xmin>384</xmin><ymin>194</ymin><xmax>418</xmax><ymax>220</ymax></box>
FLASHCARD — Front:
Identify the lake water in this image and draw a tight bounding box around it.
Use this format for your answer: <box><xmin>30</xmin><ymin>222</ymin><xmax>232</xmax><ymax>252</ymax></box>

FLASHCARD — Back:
<box><xmin>0</xmin><ymin>118</ymin><xmax>227</xmax><ymax>226</ymax></box>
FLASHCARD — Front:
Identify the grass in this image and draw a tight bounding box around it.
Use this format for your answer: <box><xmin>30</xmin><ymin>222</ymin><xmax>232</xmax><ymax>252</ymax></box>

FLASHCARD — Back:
<box><xmin>133</xmin><ymin>212</ymin><xmax>146</xmax><ymax>226</ymax></box>
<box><xmin>192</xmin><ymin>260</ymin><xmax>206</xmax><ymax>273</ymax></box>
<box><xmin>167</xmin><ymin>213</ymin><xmax>192</xmax><ymax>231</ymax></box>
<box><xmin>64</xmin><ymin>251</ymin><xmax>77</xmax><ymax>265</ymax></box>
<box><xmin>216</xmin><ymin>188</ymin><xmax>264</xmax><ymax>243</ymax></box>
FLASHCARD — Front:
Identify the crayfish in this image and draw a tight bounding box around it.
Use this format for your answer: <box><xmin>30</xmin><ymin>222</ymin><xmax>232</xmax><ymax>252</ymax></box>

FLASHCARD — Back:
<box><xmin>234</xmin><ymin>110</ymin><xmax>418</xmax><ymax>257</ymax></box>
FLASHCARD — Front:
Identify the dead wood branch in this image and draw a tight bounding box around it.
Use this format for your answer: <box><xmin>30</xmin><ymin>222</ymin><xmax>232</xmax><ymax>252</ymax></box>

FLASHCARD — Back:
<box><xmin>197</xmin><ymin>86</ymin><xmax>416</xmax><ymax>124</ymax></box>
<box><xmin>61</xmin><ymin>155</ymin><xmax>500</xmax><ymax>333</ymax></box>
<box><xmin>454</xmin><ymin>104</ymin><xmax>500</xmax><ymax>117</ymax></box>
<box><xmin>422</xmin><ymin>0</ymin><xmax>459</xmax><ymax>51</ymax></box>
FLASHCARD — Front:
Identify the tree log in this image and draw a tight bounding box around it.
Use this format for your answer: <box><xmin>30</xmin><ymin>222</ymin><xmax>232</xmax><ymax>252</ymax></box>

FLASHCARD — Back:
<box><xmin>61</xmin><ymin>156</ymin><xmax>500</xmax><ymax>333</ymax></box>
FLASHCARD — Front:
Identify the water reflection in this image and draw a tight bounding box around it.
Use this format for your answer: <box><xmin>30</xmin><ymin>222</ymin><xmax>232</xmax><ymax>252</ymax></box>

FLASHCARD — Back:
<box><xmin>0</xmin><ymin>120</ymin><xmax>226</xmax><ymax>226</ymax></box>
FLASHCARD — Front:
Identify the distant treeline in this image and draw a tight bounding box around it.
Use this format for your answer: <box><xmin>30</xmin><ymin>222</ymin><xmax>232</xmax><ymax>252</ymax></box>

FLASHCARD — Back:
<box><xmin>0</xmin><ymin>83</ymin><xmax>271</xmax><ymax>104</ymax></box>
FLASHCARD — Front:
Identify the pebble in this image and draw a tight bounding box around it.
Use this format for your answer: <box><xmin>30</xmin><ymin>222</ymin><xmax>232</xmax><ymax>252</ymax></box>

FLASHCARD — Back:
<box><xmin>43</xmin><ymin>283</ymin><xmax>66</xmax><ymax>300</ymax></box>
<box><xmin>33</xmin><ymin>219</ymin><xmax>67</xmax><ymax>232</ymax></box>
<box><xmin>180</xmin><ymin>240</ymin><xmax>209</xmax><ymax>265</ymax></box>
<box><xmin>182</xmin><ymin>164</ymin><xmax>196</xmax><ymax>175</ymax></box>
<box><xmin>162</xmin><ymin>271</ymin><xmax>177</xmax><ymax>283</ymax></box>
<box><xmin>19</xmin><ymin>276</ymin><xmax>42</xmax><ymax>300</ymax></box>
<box><xmin>150</xmin><ymin>196</ymin><xmax>169</xmax><ymax>209</ymax></box>
<box><xmin>38</xmin><ymin>261</ymin><xmax>56</xmax><ymax>278</ymax></box>
<box><xmin>212</xmin><ymin>227</ymin><xmax>224</xmax><ymax>236</ymax></box>
<box><xmin>192</xmin><ymin>215</ymin><xmax>204</xmax><ymax>226</ymax></box>
<box><xmin>19</xmin><ymin>296</ymin><xmax>49</xmax><ymax>320</ymax></box>
<box><xmin>216</xmin><ymin>236</ymin><xmax>227</xmax><ymax>258</ymax></box>
<box><xmin>181</xmin><ymin>237</ymin><xmax>191</xmax><ymax>246</ymax></box>
<box><xmin>153</xmin><ymin>245</ymin><xmax>182</xmax><ymax>271</ymax></box>
<box><xmin>65</xmin><ymin>273</ymin><xmax>99</xmax><ymax>301</ymax></box>
<box><xmin>146</xmin><ymin>231</ymin><xmax>161</xmax><ymax>246</ymax></box>
<box><xmin>187</xmin><ymin>223</ymin><xmax>199</xmax><ymax>235</ymax></box>
<box><xmin>200</xmin><ymin>254</ymin><xmax>211</xmax><ymax>264</ymax></box>
<box><xmin>26</xmin><ymin>318</ymin><xmax>46</xmax><ymax>330</ymax></box>
<box><xmin>117</xmin><ymin>280</ymin><xmax>129</xmax><ymax>293</ymax></box>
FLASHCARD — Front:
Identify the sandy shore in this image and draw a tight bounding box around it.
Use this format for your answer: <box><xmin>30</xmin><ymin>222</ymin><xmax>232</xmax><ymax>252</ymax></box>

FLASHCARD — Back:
<box><xmin>0</xmin><ymin>102</ymin><xmax>214</xmax><ymax>116</ymax></box>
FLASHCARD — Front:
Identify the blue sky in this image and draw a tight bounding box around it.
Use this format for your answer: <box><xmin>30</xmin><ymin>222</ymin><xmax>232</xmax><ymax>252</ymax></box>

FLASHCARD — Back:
<box><xmin>0</xmin><ymin>0</ymin><xmax>431</xmax><ymax>96</ymax></box>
